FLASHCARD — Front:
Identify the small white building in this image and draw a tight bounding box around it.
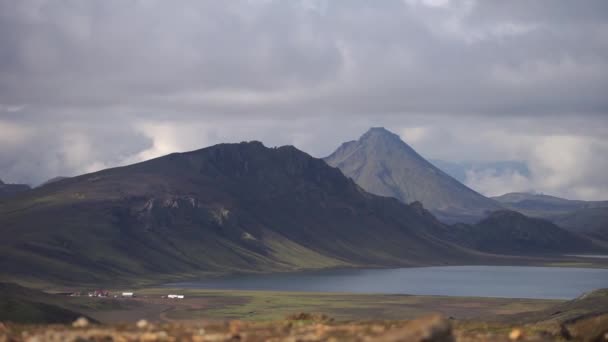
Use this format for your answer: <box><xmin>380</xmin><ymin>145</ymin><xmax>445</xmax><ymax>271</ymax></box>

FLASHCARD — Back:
<box><xmin>167</xmin><ymin>294</ymin><xmax>184</xmax><ymax>299</ymax></box>
<box><xmin>122</xmin><ymin>292</ymin><xmax>134</xmax><ymax>297</ymax></box>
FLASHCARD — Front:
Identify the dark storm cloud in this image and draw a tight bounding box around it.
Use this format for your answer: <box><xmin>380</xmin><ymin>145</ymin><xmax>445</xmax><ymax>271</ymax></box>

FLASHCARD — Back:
<box><xmin>0</xmin><ymin>0</ymin><xmax>607</xmax><ymax>199</ymax></box>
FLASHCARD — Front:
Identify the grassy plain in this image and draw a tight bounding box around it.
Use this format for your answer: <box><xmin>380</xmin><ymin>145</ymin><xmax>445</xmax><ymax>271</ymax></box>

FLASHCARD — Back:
<box><xmin>73</xmin><ymin>288</ymin><xmax>562</xmax><ymax>324</ymax></box>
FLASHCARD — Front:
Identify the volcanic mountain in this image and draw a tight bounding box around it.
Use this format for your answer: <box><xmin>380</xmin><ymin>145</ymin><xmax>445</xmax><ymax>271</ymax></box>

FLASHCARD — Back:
<box><xmin>324</xmin><ymin>128</ymin><xmax>501</xmax><ymax>223</ymax></box>
<box><xmin>0</xmin><ymin>141</ymin><xmax>479</xmax><ymax>284</ymax></box>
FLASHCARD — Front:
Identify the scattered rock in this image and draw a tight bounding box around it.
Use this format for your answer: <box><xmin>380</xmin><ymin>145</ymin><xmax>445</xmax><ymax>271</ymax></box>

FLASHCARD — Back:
<box><xmin>375</xmin><ymin>314</ymin><xmax>453</xmax><ymax>342</ymax></box>
<box><xmin>71</xmin><ymin>317</ymin><xmax>89</xmax><ymax>328</ymax></box>
<box><xmin>285</xmin><ymin>312</ymin><xmax>333</xmax><ymax>322</ymax></box>
<box><xmin>229</xmin><ymin>320</ymin><xmax>245</xmax><ymax>334</ymax></box>
<box><xmin>140</xmin><ymin>332</ymin><xmax>159</xmax><ymax>341</ymax></box>
<box><xmin>137</xmin><ymin>319</ymin><xmax>149</xmax><ymax>329</ymax></box>
<box><xmin>3</xmin><ymin>313</ymin><xmax>607</xmax><ymax>341</ymax></box>
<box><xmin>509</xmin><ymin>328</ymin><xmax>523</xmax><ymax>340</ymax></box>
<box><xmin>561</xmin><ymin>313</ymin><xmax>608</xmax><ymax>342</ymax></box>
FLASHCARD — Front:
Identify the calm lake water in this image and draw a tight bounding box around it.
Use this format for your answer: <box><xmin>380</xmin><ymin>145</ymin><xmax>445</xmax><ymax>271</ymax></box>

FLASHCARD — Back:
<box><xmin>166</xmin><ymin>266</ymin><xmax>608</xmax><ymax>299</ymax></box>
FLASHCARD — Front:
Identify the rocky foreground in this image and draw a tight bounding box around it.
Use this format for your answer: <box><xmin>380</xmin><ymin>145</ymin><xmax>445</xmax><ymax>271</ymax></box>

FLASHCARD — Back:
<box><xmin>2</xmin><ymin>313</ymin><xmax>607</xmax><ymax>342</ymax></box>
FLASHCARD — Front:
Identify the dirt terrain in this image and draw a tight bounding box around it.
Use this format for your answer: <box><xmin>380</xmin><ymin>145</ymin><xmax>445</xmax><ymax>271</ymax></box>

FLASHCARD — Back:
<box><xmin>2</xmin><ymin>312</ymin><xmax>608</xmax><ymax>341</ymax></box>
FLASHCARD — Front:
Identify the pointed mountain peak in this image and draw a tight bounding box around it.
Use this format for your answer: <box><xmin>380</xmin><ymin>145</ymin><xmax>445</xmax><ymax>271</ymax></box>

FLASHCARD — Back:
<box><xmin>360</xmin><ymin>127</ymin><xmax>402</xmax><ymax>142</ymax></box>
<box><xmin>356</xmin><ymin>127</ymin><xmax>420</xmax><ymax>157</ymax></box>
<box><xmin>325</xmin><ymin>127</ymin><xmax>501</xmax><ymax>223</ymax></box>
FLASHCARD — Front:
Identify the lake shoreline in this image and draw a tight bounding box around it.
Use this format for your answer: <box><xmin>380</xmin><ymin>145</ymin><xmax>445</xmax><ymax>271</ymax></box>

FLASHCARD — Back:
<box><xmin>161</xmin><ymin>265</ymin><xmax>608</xmax><ymax>300</ymax></box>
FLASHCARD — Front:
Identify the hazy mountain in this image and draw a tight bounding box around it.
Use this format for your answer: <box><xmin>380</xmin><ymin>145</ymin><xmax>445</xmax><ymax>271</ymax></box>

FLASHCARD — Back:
<box><xmin>0</xmin><ymin>141</ymin><xmax>478</xmax><ymax>284</ymax></box>
<box><xmin>429</xmin><ymin>159</ymin><xmax>530</xmax><ymax>185</ymax></box>
<box><xmin>492</xmin><ymin>192</ymin><xmax>608</xmax><ymax>216</ymax></box>
<box><xmin>0</xmin><ymin>179</ymin><xmax>31</xmax><ymax>200</ymax></box>
<box><xmin>324</xmin><ymin>127</ymin><xmax>502</xmax><ymax>223</ymax></box>
<box><xmin>493</xmin><ymin>192</ymin><xmax>608</xmax><ymax>241</ymax></box>
<box><xmin>38</xmin><ymin>176</ymin><xmax>70</xmax><ymax>187</ymax></box>
<box><xmin>553</xmin><ymin>208</ymin><xmax>608</xmax><ymax>241</ymax></box>
<box><xmin>428</xmin><ymin>210</ymin><xmax>598</xmax><ymax>255</ymax></box>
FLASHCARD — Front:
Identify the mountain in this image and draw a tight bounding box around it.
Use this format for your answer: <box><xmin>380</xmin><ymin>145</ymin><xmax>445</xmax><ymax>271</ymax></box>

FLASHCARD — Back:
<box><xmin>553</xmin><ymin>208</ymin><xmax>608</xmax><ymax>241</ymax></box>
<box><xmin>0</xmin><ymin>141</ymin><xmax>477</xmax><ymax>285</ymax></box>
<box><xmin>324</xmin><ymin>127</ymin><xmax>502</xmax><ymax>223</ymax></box>
<box><xmin>0</xmin><ymin>179</ymin><xmax>31</xmax><ymax>200</ymax></box>
<box><xmin>493</xmin><ymin>192</ymin><xmax>608</xmax><ymax>241</ymax></box>
<box><xmin>428</xmin><ymin>210</ymin><xmax>598</xmax><ymax>255</ymax></box>
<box><xmin>492</xmin><ymin>192</ymin><xmax>608</xmax><ymax>217</ymax></box>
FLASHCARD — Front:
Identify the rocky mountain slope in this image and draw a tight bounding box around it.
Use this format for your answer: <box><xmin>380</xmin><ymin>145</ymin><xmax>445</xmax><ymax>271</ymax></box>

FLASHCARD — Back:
<box><xmin>0</xmin><ymin>142</ymin><xmax>477</xmax><ymax>285</ymax></box>
<box><xmin>324</xmin><ymin>128</ymin><xmax>501</xmax><ymax>223</ymax></box>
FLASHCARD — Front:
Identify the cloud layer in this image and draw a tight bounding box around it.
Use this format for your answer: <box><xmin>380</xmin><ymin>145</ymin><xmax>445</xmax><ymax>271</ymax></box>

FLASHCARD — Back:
<box><xmin>0</xmin><ymin>0</ymin><xmax>607</xmax><ymax>200</ymax></box>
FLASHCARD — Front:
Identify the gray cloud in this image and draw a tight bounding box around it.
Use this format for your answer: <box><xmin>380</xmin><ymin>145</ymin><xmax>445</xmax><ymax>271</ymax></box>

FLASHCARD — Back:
<box><xmin>0</xmin><ymin>0</ymin><xmax>607</xmax><ymax>200</ymax></box>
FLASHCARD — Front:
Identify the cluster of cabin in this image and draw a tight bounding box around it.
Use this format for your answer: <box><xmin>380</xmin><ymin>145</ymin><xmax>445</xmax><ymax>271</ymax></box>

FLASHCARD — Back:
<box><xmin>67</xmin><ymin>290</ymin><xmax>136</xmax><ymax>298</ymax></box>
<box><xmin>66</xmin><ymin>290</ymin><xmax>185</xmax><ymax>299</ymax></box>
<box><xmin>165</xmin><ymin>294</ymin><xmax>185</xmax><ymax>299</ymax></box>
<box><xmin>89</xmin><ymin>289</ymin><xmax>110</xmax><ymax>297</ymax></box>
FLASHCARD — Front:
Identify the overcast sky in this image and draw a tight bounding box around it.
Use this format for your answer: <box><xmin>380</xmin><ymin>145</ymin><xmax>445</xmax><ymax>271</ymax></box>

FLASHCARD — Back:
<box><xmin>1</xmin><ymin>0</ymin><xmax>607</xmax><ymax>200</ymax></box>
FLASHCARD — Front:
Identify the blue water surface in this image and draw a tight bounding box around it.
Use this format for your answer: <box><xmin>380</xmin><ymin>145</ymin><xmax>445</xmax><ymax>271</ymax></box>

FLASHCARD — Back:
<box><xmin>165</xmin><ymin>266</ymin><xmax>608</xmax><ymax>299</ymax></box>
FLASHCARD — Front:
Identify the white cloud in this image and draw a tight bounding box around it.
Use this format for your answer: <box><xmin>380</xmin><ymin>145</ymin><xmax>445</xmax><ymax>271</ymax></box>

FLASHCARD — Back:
<box><xmin>465</xmin><ymin>169</ymin><xmax>532</xmax><ymax>197</ymax></box>
<box><xmin>133</xmin><ymin>121</ymin><xmax>214</xmax><ymax>162</ymax></box>
<box><xmin>401</xmin><ymin>126</ymin><xmax>431</xmax><ymax>144</ymax></box>
<box><xmin>0</xmin><ymin>120</ymin><xmax>31</xmax><ymax>145</ymax></box>
<box><xmin>0</xmin><ymin>104</ymin><xmax>26</xmax><ymax>113</ymax></box>
<box><xmin>392</xmin><ymin>117</ymin><xmax>608</xmax><ymax>200</ymax></box>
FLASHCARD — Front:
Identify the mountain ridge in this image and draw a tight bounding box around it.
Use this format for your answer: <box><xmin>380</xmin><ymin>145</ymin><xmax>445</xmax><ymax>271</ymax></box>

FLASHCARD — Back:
<box><xmin>0</xmin><ymin>141</ymin><xmax>480</xmax><ymax>285</ymax></box>
<box><xmin>427</xmin><ymin>209</ymin><xmax>599</xmax><ymax>255</ymax></box>
<box><xmin>493</xmin><ymin>192</ymin><xmax>608</xmax><ymax>241</ymax></box>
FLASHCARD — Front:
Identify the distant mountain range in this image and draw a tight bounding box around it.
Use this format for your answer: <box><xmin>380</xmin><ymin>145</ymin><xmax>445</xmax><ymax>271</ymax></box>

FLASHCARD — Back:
<box><xmin>429</xmin><ymin>210</ymin><xmax>596</xmax><ymax>255</ymax></box>
<box><xmin>0</xmin><ymin>179</ymin><xmax>30</xmax><ymax>200</ymax></box>
<box><xmin>325</xmin><ymin>127</ymin><xmax>501</xmax><ymax>223</ymax></box>
<box><xmin>493</xmin><ymin>192</ymin><xmax>608</xmax><ymax>241</ymax></box>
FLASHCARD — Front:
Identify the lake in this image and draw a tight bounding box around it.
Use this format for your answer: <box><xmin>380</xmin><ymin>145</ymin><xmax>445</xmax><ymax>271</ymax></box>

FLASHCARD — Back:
<box><xmin>166</xmin><ymin>266</ymin><xmax>608</xmax><ymax>299</ymax></box>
